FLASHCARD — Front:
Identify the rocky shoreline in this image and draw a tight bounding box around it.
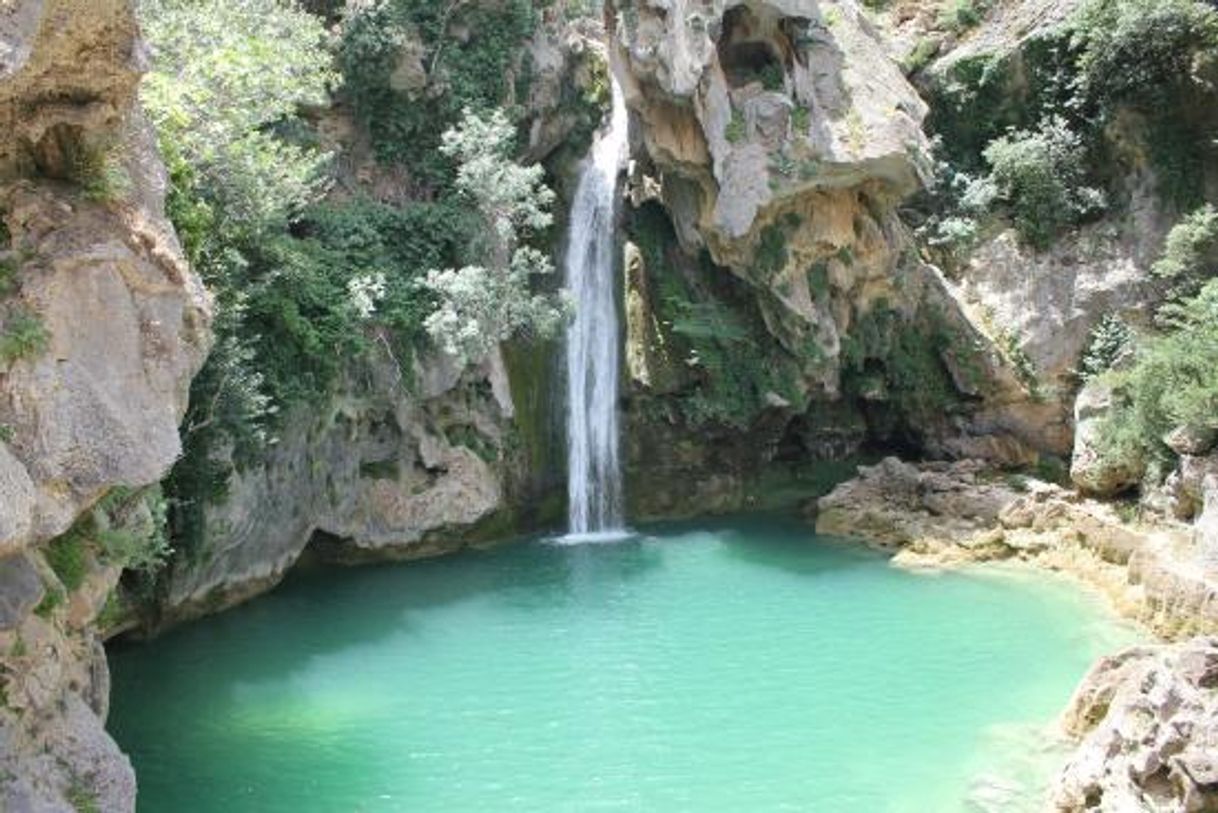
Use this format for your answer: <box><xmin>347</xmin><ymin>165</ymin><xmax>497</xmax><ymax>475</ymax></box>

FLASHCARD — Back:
<box><xmin>814</xmin><ymin>457</ymin><xmax>1218</xmax><ymax>810</ymax></box>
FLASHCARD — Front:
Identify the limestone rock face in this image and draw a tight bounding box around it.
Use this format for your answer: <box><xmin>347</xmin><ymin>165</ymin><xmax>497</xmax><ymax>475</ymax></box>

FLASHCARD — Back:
<box><xmin>613</xmin><ymin>0</ymin><xmax>930</xmax><ymax>348</ymax></box>
<box><xmin>816</xmin><ymin>457</ymin><xmax>1218</xmax><ymax>638</ymax></box>
<box><xmin>0</xmin><ymin>558</ymin><xmax>133</xmax><ymax>813</ymax></box>
<box><xmin>0</xmin><ymin>0</ymin><xmax>145</xmax><ymax>180</ymax></box>
<box><xmin>1054</xmin><ymin>637</ymin><xmax>1218</xmax><ymax>813</ymax></box>
<box><xmin>814</xmin><ymin>456</ymin><xmax>1026</xmax><ymax>551</ymax></box>
<box><xmin>614</xmin><ymin>0</ymin><xmax>1070</xmax><ymax>471</ymax></box>
<box><xmin>1070</xmin><ymin>378</ymin><xmax>1144</xmax><ymax>497</ymax></box>
<box><xmin>0</xmin><ymin>186</ymin><xmax>211</xmax><ymax>550</ymax></box>
<box><xmin>0</xmin><ymin>2</ymin><xmax>211</xmax><ymax>810</ymax></box>
<box><xmin>614</xmin><ymin>0</ymin><xmax>930</xmax><ymax>249</ymax></box>
<box><xmin>160</xmin><ymin>351</ymin><xmax>521</xmax><ymax>625</ymax></box>
<box><xmin>0</xmin><ymin>2</ymin><xmax>211</xmax><ymax>554</ymax></box>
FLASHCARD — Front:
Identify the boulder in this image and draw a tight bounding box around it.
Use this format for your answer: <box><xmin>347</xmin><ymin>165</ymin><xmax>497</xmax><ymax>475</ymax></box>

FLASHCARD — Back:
<box><xmin>1054</xmin><ymin>637</ymin><xmax>1218</xmax><ymax>813</ymax></box>
<box><xmin>1071</xmin><ymin>379</ymin><xmax>1143</xmax><ymax>497</ymax></box>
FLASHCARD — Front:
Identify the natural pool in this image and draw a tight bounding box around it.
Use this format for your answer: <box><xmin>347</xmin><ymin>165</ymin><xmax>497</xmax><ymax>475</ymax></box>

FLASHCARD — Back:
<box><xmin>108</xmin><ymin>513</ymin><xmax>1138</xmax><ymax>812</ymax></box>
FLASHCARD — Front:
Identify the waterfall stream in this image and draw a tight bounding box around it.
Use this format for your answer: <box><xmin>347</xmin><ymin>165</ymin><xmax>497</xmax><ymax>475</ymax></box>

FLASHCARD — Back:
<box><xmin>563</xmin><ymin>78</ymin><xmax>628</xmax><ymax>538</ymax></box>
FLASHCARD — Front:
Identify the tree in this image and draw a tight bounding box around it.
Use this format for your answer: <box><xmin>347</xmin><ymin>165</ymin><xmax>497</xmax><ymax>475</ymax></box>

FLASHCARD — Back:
<box><xmin>423</xmin><ymin>108</ymin><xmax>566</xmax><ymax>363</ymax></box>
<box><xmin>140</xmin><ymin>0</ymin><xmax>336</xmax><ymax>236</ymax></box>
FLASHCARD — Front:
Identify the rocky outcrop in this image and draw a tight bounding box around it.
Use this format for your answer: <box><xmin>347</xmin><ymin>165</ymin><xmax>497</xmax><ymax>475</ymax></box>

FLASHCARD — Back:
<box><xmin>612</xmin><ymin>0</ymin><xmax>1065</xmax><ymax>493</ymax></box>
<box><xmin>818</xmin><ymin>457</ymin><xmax>1218</xmax><ymax>810</ymax></box>
<box><xmin>814</xmin><ymin>456</ymin><xmax>1023</xmax><ymax>551</ymax></box>
<box><xmin>0</xmin><ymin>1</ymin><xmax>212</xmax><ymax>810</ymax></box>
<box><xmin>1054</xmin><ymin>638</ymin><xmax>1218</xmax><ymax>812</ymax></box>
<box><xmin>614</xmin><ymin>0</ymin><xmax>932</xmax><ymax>377</ymax></box>
<box><xmin>159</xmin><ymin>350</ymin><xmax>531</xmax><ymax>625</ymax></box>
<box><xmin>614</xmin><ymin>0</ymin><xmax>929</xmax><ymax>251</ymax></box>
<box><xmin>815</xmin><ymin>458</ymin><xmax>1218</xmax><ymax>638</ymax></box>
<box><xmin>0</xmin><ymin>185</ymin><xmax>211</xmax><ymax>551</ymax></box>
<box><xmin>1069</xmin><ymin>378</ymin><xmax>1143</xmax><ymax>497</ymax></box>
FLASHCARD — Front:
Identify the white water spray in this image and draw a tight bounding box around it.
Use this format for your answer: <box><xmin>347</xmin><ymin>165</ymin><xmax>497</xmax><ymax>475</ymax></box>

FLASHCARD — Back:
<box><xmin>563</xmin><ymin>78</ymin><xmax>628</xmax><ymax>538</ymax></box>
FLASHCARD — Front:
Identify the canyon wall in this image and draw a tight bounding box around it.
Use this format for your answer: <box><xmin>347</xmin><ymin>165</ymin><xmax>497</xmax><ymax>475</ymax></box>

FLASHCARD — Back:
<box><xmin>610</xmin><ymin>0</ymin><xmax>1056</xmax><ymax>518</ymax></box>
<box><xmin>0</xmin><ymin>1</ymin><xmax>212</xmax><ymax>809</ymax></box>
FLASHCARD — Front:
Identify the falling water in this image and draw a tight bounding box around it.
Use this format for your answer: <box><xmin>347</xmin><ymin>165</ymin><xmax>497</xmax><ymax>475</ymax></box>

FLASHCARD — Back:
<box><xmin>563</xmin><ymin>78</ymin><xmax>628</xmax><ymax>538</ymax></box>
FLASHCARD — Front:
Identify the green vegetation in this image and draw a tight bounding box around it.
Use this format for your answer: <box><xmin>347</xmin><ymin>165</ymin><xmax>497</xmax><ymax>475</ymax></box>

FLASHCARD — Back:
<box><xmin>63</xmin><ymin>137</ymin><xmax>131</xmax><ymax>203</ymax></box>
<box><xmin>137</xmin><ymin>1</ymin><xmax>564</xmax><ymax>562</ymax></box>
<box><xmin>1071</xmin><ymin>0</ymin><xmax>1218</xmax><ymax>207</ymax></box>
<box><xmin>976</xmin><ymin>117</ymin><xmax>1104</xmax><ymax>248</ymax></box>
<box><xmin>44</xmin><ymin>534</ymin><xmax>88</xmax><ymax>592</ymax></box>
<box><xmin>754</xmin><ymin>214</ymin><xmax>801</xmax><ymax>280</ymax></box>
<box><xmin>759</xmin><ymin>63</ymin><xmax>785</xmax><ymax>92</ymax></box>
<box><xmin>1096</xmin><ymin>281</ymin><xmax>1218</xmax><ymax>477</ymax></box>
<box><xmin>791</xmin><ymin>106</ymin><xmax>811</xmax><ymax>134</ymax></box>
<box><xmin>0</xmin><ymin>250</ymin><xmax>46</xmax><ymax>366</ymax></box>
<box><xmin>938</xmin><ymin>0</ymin><xmax>984</xmax><ymax>33</ymax></box>
<box><xmin>96</xmin><ymin>592</ymin><xmax>128</xmax><ymax>631</ymax></box>
<box><xmin>339</xmin><ymin>0</ymin><xmax>539</xmax><ymax>184</ymax></box>
<box><xmin>64</xmin><ymin>782</ymin><xmax>100</xmax><ymax>813</ymax></box>
<box><xmin>839</xmin><ymin>304</ymin><xmax>968</xmax><ymax>430</ymax></box>
<box><xmin>0</xmin><ymin>308</ymin><xmax>48</xmax><ymax>365</ymax></box>
<box><xmin>141</xmin><ymin>0</ymin><xmax>334</xmax><ymax>235</ymax></box>
<box><xmin>902</xmin><ymin>38</ymin><xmax>940</xmax><ymax>74</ymax></box>
<box><xmin>421</xmin><ymin>108</ymin><xmax>565</xmax><ymax>364</ymax></box>
<box><xmin>631</xmin><ymin>204</ymin><xmax>806</xmax><ymax>429</ymax></box>
<box><xmin>1078</xmin><ymin>314</ymin><xmax>1135</xmax><ymax>382</ymax></box>
<box><xmin>1032</xmin><ymin>454</ymin><xmax>1070</xmax><ymax>486</ymax></box>
<box><xmin>41</xmin><ymin>487</ymin><xmax>172</xmax><ymax>598</ymax></box>
<box><xmin>33</xmin><ymin>588</ymin><xmax>63</xmax><ymax>618</ymax></box>
<box><xmin>1152</xmin><ymin>204</ymin><xmax>1218</xmax><ymax>302</ymax></box>
<box><xmin>0</xmin><ymin>257</ymin><xmax>16</xmax><ymax>297</ymax></box>
<box><xmin>96</xmin><ymin>488</ymin><xmax>173</xmax><ymax>576</ymax></box>
<box><xmin>919</xmin><ymin>0</ymin><xmax>1218</xmax><ymax>252</ymax></box>
<box><xmin>725</xmin><ymin>109</ymin><xmax>746</xmax><ymax>144</ymax></box>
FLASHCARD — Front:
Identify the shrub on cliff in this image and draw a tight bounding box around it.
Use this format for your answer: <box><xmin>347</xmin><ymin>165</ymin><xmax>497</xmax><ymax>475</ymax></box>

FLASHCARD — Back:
<box><xmin>1072</xmin><ymin>0</ymin><xmax>1218</xmax><ymax>110</ymax></box>
<box><xmin>1078</xmin><ymin>314</ymin><xmax>1135</xmax><ymax>382</ymax></box>
<box><xmin>1097</xmin><ymin>280</ymin><xmax>1218</xmax><ymax>475</ymax></box>
<box><xmin>976</xmin><ymin>117</ymin><xmax>1104</xmax><ymax>248</ymax></box>
<box><xmin>1071</xmin><ymin>0</ymin><xmax>1218</xmax><ymax>206</ymax></box>
<box><xmin>339</xmin><ymin>0</ymin><xmax>538</xmax><ymax>187</ymax></box>
<box><xmin>1153</xmin><ymin>204</ymin><xmax>1218</xmax><ymax>303</ymax></box>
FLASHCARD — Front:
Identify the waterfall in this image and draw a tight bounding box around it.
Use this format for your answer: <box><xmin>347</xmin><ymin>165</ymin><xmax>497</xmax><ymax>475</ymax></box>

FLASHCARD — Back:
<box><xmin>563</xmin><ymin>78</ymin><xmax>628</xmax><ymax>538</ymax></box>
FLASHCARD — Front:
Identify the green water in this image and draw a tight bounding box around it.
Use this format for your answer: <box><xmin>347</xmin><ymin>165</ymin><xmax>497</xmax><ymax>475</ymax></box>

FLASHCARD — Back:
<box><xmin>108</xmin><ymin>514</ymin><xmax>1137</xmax><ymax>812</ymax></box>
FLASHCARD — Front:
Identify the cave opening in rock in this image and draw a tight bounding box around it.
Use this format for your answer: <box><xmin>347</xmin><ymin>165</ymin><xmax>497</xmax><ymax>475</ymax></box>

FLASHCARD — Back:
<box><xmin>717</xmin><ymin>6</ymin><xmax>788</xmax><ymax>90</ymax></box>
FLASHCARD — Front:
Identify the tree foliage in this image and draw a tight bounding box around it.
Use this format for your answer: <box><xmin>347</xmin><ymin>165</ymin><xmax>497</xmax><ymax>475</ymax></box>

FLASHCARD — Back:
<box><xmin>976</xmin><ymin>117</ymin><xmax>1104</xmax><ymax>248</ymax></box>
<box><xmin>1152</xmin><ymin>204</ymin><xmax>1218</xmax><ymax>303</ymax></box>
<box><xmin>140</xmin><ymin>0</ymin><xmax>336</xmax><ymax>234</ymax></box>
<box><xmin>1097</xmin><ymin>281</ymin><xmax>1218</xmax><ymax>474</ymax></box>
<box><xmin>423</xmin><ymin>109</ymin><xmax>565</xmax><ymax>363</ymax></box>
<box><xmin>338</xmin><ymin>0</ymin><xmax>538</xmax><ymax>185</ymax></box>
<box><xmin>138</xmin><ymin>1</ymin><xmax>475</xmax><ymax>558</ymax></box>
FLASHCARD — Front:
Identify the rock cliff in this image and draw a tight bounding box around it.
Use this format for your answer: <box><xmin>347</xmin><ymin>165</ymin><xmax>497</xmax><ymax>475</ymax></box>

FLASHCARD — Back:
<box><xmin>159</xmin><ymin>350</ymin><xmax>531</xmax><ymax>625</ymax></box>
<box><xmin>0</xmin><ymin>1</ymin><xmax>212</xmax><ymax>809</ymax></box>
<box><xmin>610</xmin><ymin>0</ymin><xmax>1056</xmax><ymax>518</ymax></box>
